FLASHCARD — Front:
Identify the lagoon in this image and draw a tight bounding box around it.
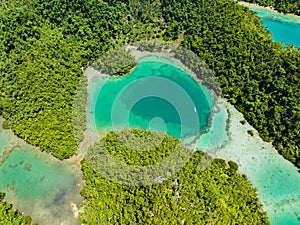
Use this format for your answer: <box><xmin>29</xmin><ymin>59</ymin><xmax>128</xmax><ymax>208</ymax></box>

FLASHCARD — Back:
<box><xmin>250</xmin><ymin>7</ymin><xmax>300</xmax><ymax>47</ymax></box>
<box><xmin>87</xmin><ymin>53</ymin><xmax>300</xmax><ymax>224</ymax></box>
<box><xmin>0</xmin><ymin>121</ymin><xmax>82</xmax><ymax>225</ymax></box>
<box><xmin>89</xmin><ymin>57</ymin><xmax>215</xmax><ymax>141</ymax></box>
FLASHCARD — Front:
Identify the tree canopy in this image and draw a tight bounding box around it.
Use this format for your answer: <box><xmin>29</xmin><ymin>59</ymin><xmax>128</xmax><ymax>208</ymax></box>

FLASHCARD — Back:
<box><xmin>0</xmin><ymin>193</ymin><xmax>34</xmax><ymax>225</ymax></box>
<box><xmin>79</xmin><ymin>129</ymin><xmax>269</xmax><ymax>224</ymax></box>
<box><xmin>1</xmin><ymin>0</ymin><xmax>299</xmax><ymax>223</ymax></box>
<box><xmin>1</xmin><ymin>0</ymin><xmax>299</xmax><ymax>168</ymax></box>
<box><xmin>239</xmin><ymin>0</ymin><xmax>300</xmax><ymax>15</ymax></box>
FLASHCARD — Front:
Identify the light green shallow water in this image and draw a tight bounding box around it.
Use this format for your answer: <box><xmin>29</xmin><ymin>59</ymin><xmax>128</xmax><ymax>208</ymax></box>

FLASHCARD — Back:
<box><xmin>197</xmin><ymin>103</ymin><xmax>229</xmax><ymax>150</ymax></box>
<box><xmin>0</xmin><ymin>123</ymin><xmax>82</xmax><ymax>225</ymax></box>
<box><xmin>1</xmin><ymin>148</ymin><xmax>75</xmax><ymax>200</ymax></box>
<box><xmin>209</xmin><ymin>104</ymin><xmax>300</xmax><ymax>225</ymax></box>
<box><xmin>0</xmin><ymin>132</ymin><xmax>9</xmax><ymax>157</ymax></box>
<box><xmin>88</xmin><ymin>55</ymin><xmax>300</xmax><ymax>225</ymax></box>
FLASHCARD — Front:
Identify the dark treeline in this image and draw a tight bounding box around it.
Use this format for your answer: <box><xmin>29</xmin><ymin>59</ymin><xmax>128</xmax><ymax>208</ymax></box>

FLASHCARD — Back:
<box><xmin>239</xmin><ymin>0</ymin><xmax>300</xmax><ymax>16</ymax></box>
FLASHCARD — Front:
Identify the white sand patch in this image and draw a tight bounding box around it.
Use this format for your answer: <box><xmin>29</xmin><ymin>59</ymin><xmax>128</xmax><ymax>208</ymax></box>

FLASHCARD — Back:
<box><xmin>207</xmin><ymin>101</ymin><xmax>300</xmax><ymax>225</ymax></box>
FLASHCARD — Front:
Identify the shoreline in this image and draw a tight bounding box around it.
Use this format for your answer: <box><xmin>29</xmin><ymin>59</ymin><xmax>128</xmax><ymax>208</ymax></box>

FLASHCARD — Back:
<box><xmin>0</xmin><ymin>119</ymin><xmax>84</xmax><ymax>225</ymax></box>
<box><xmin>84</xmin><ymin>46</ymin><xmax>222</xmax><ymax>152</ymax></box>
<box><xmin>210</xmin><ymin>101</ymin><xmax>300</xmax><ymax>225</ymax></box>
<box><xmin>238</xmin><ymin>1</ymin><xmax>300</xmax><ymax>20</ymax></box>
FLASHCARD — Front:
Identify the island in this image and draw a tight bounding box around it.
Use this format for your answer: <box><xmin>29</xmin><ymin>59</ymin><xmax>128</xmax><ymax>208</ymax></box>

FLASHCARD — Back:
<box><xmin>0</xmin><ymin>0</ymin><xmax>299</xmax><ymax>224</ymax></box>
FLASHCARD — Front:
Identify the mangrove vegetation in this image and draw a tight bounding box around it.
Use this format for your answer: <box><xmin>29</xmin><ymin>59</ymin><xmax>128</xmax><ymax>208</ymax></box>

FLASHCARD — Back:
<box><xmin>79</xmin><ymin>129</ymin><xmax>269</xmax><ymax>225</ymax></box>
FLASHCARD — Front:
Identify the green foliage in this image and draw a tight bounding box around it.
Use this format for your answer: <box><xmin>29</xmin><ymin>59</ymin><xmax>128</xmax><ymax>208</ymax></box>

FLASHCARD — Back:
<box><xmin>85</xmin><ymin>129</ymin><xmax>192</xmax><ymax>186</ymax></box>
<box><xmin>2</xmin><ymin>121</ymin><xmax>11</xmax><ymax>130</ymax></box>
<box><xmin>0</xmin><ymin>0</ymin><xmax>165</xmax><ymax>159</ymax></box>
<box><xmin>239</xmin><ymin>0</ymin><xmax>300</xmax><ymax>16</ymax></box>
<box><xmin>240</xmin><ymin>120</ymin><xmax>247</xmax><ymax>125</ymax></box>
<box><xmin>0</xmin><ymin>193</ymin><xmax>33</xmax><ymax>225</ymax></box>
<box><xmin>248</xmin><ymin>130</ymin><xmax>255</xmax><ymax>136</ymax></box>
<box><xmin>79</xmin><ymin>129</ymin><xmax>269</xmax><ymax>224</ymax></box>
<box><xmin>0</xmin><ymin>27</ymin><xmax>84</xmax><ymax>159</ymax></box>
<box><xmin>72</xmin><ymin>76</ymin><xmax>88</xmax><ymax>144</ymax></box>
<box><xmin>0</xmin><ymin>193</ymin><xmax>5</xmax><ymax>202</ymax></box>
<box><xmin>228</xmin><ymin>160</ymin><xmax>239</xmax><ymax>173</ymax></box>
<box><xmin>100</xmin><ymin>129</ymin><xmax>179</xmax><ymax>166</ymax></box>
<box><xmin>1</xmin><ymin>0</ymin><xmax>299</xmax><ymax>167</ymax></box>
<box><xmin>92</xmin><ymin>48</ymin><xmax>137</xmax><ymax>75</ymax></box>
<box><xmin>1</xmin><ymin>0</ymin><xmax>299</xmax><ymax>223</ymax></box>
<box><xmin>161</xmin><ymin>0</ymin><xmax>300</xmax><ymax>168</ymax></box>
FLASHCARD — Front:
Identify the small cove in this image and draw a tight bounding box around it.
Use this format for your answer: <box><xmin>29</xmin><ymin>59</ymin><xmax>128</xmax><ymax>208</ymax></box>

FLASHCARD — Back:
<box><xmin>0</xmin><ymin>120</ymin><xmax>83</xmax><ymax>225</ymax></box>
<box><xmin>246</xmin><ymin>4</ymin><xmax>300</xmax><ymax>47</ymax></box>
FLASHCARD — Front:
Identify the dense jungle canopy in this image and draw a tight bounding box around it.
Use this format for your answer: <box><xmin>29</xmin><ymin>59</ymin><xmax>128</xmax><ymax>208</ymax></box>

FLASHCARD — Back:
<box><xmin>0</xmin><ymin>0</ymin><xmax>299</xmax><ymax>223</ymax></box>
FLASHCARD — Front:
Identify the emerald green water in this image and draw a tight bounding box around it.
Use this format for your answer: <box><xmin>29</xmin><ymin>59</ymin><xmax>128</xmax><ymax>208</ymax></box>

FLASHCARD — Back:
<box><xmin>0</xmin><ymin>122</ymin><xmax>82</xmax><ymax>225</ymax></box>
<box><xmin>90</xmin><ymin>57</ymin><xmax>215</xmax><ymax>140</ymax></box>
<box><xmin>90</xmin><ymin>56</ymin><xmax>300</xmax><ymax>225</ymax></box>
<box><xmin>1</xmin><ymin>149</ymin><xmax>74</xmax><ymax>200</ymax></box>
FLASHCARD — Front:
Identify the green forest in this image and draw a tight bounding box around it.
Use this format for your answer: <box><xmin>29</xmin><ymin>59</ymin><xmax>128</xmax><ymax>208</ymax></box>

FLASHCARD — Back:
<box><xmin>240</xmin><ymin>0</ymin><xmax>300</xmax><ymax>15</ymax></box>
<box><xmin>79</xmin><ymin>129</ymin><xmax>268</xmax><ymax>225</ymax></box>
<box><xmin>0</xmin><ymin>0</ymin><xmax>300</xmax><ymax>223</ymax></box>
<box><xmin>0</xmin><ymin>193</ymin><xmax>33</xmax><ymax>225</ymax></box>
<box><xmin>1</xmin><ymin>0</ymin><xmax>299</xmax><ymax>166</ymax></box>
<box><xmin>0</xmin><ymin>0</ymin><xmax>299</xmax><ymax>165</ymax></box>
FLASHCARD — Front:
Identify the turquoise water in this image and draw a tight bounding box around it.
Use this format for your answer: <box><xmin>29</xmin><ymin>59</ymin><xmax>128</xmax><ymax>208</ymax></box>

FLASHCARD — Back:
<box><xmin>0</xmin><ymin>124</ymin><xmax>82</xmax><ymax>225</ymax></box>
<box><xmin>197</xmin><ymin>103</ymin><xmax>228</xmax><ymax>150</ymax></box>
<box><xmin>87</xmin><ymin>55</ymin><xmax>297</xmax><ymax>225</ymax></box>
<box><xmin>250</xmin><ymin>7</ymin><xmax>300</xmax><ymax>47</ymax></box>
<box><xmin>263</xmin><ymin>19</ymin><xmax>300</xmax><ymax>46</ymax></box>
<box><xmin>258</xmin><ymin>161</ymin><xmax>300</xmax><ymax>225</ymax></box>
<box><xmin>247</xmin><ymin>150</ymin><xmax>300</xmax><ymax>225</ymax></box>
<box><xmin>0</xmin><ymin>148</ymin><xmax>75</xmax><ymax>200</ymax></box>
<box><xmin>89</xmin><ymin>57</ymin><xmax>215</xmax><ymax>140</ymax></box>
<box><xmin>210</xmin><ymin>104</ymin><xmax>300</xmax><ymax>225</ymax></box>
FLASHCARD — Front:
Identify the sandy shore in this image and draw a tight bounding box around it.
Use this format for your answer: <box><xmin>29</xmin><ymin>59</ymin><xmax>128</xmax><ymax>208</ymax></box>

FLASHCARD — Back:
<box><xmin>238</xmin><ymin>1</ymin><xmax>300</xmax><ymax>20</ymax></box>
<box><xmin>207</xmin><ymin>101</ymin><xmax>300</xmax><ymax>224</ymax></box>
<box><xmin>0</xmin><ymin>119</ymin><xmax>84</xmax><ymax>225</ymax></box>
